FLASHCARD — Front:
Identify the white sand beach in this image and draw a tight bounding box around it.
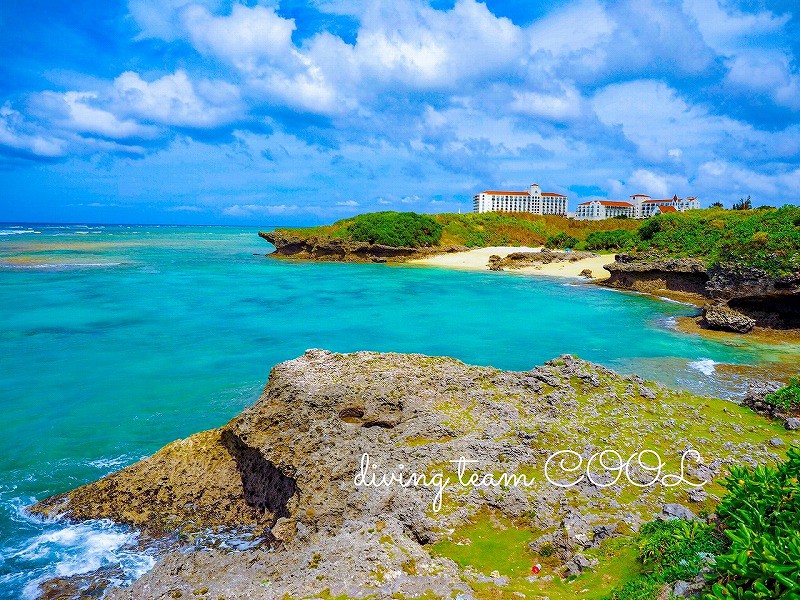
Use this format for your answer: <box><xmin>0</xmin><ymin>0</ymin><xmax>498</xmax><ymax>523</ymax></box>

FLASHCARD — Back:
<box><xmin>409</xmin><ymin>247</ymin><xmax>613</xmax><ymax>280</ymax></box>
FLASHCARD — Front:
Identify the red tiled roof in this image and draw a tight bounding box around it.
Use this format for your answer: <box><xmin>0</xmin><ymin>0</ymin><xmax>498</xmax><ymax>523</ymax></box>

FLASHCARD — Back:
<box><xmin>642</xmin><ymin>199</ymin><xmax>675</xmax><ymax>204</ymax></box>
<box><xmin>658</xmin><ymin>206</ymin><xmax>678</xmax><ymax>213</ymax></box>
<box><xmin>483</xmin><ymin>190</ymin><xmax>530</xmax><ymax>196</ymax></box>
<box><xmin>542</xmin><ymin>192</ymin><xmax>566</xmax><ymax>197</ymax></box>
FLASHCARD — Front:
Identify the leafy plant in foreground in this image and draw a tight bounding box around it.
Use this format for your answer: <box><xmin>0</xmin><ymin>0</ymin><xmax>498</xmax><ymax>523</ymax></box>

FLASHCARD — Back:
<box><xmin>704</xmin><ymin>446</ymin><xmax>800</xmax><ymax>599</ymax></box>
<box><xmin>608</xmin><ymin>519</ymin><xmax>724</xmax><ymax>600</ymax></box>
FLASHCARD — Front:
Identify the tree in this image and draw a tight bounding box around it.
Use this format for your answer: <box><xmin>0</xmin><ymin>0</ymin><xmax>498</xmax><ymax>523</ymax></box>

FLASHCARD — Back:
<box><xmin>732</xmin><ymin>195</ymin><xmax>752</xmax><ymax>210</ymax></box>
<box><xmin>710</xmin><ymin>201</ymin><xmax>724</xmax><ymax>208</ymax></box>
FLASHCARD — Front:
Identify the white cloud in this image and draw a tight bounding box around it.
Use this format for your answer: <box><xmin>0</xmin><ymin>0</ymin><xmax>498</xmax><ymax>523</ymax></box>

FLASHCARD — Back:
<box><xmin>591</xmin><ymin>80</ymin><xmax>746</xmax><ymax>162</ymax></box>
<box><xmin>724</xmin><ymin>50</ymin><xmax>800</xmax><ymax>110</ymax></box>
<box><xmin>510</xmin><ymin>86</ymin><xmax>584</xmax><ymax>121</ymax></box>
<box><xmin>222</xmin><ymin>203</ymin><xmax>300</xmax><ymax>216</ymax></box>
<box><xmin>683</xmin><ymin>0</ymin><xmax>789</xmax><ymax>54</ymax></box>
<box><xmin>113</xmin><ymin>70</ymin><xmax>243</xmax><ymax>127</ymax></box>
<box><xmin>39</xmin><ymin>91</ymin><xmax>156</xmax><ymax>139</ymax></box>
<box><xmin>351</xmin><ymin>0</ymin><xmax>524</xmax><ymax>88</ymax></box>
<box><xmin>0</xmin><ymin>104</ymin><xmax>66</xmax><ymax>158</ymax></box>
<box><xmin>182</xmin><ymin>4</ymin><xmax>296</xmax><ymax>72</ymax></box>
<box><xmin>527</xmin><ymin>0</ymin><xmax>614</xmax><ymax>57</ymax></box>
<box><xmin>336</xmin><ymin>200</ymin><xmax>358</xmax><ymax>206</ymax></box>
<box><xmin>167</xmin><ymin>204</ymin><xmax>205</xmax><ymax>212</ymax></box>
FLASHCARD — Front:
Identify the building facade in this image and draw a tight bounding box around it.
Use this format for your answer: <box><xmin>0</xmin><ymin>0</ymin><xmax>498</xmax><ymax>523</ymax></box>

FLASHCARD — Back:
<box><xmin>574</xmin><ymin>194</ymin><xmax>700</xmax><ymax>220</ymax></box>
<box><xmin>473</xmin><ymin>184</ymin><xmax>568</xmax><ymax>215</ymax></box>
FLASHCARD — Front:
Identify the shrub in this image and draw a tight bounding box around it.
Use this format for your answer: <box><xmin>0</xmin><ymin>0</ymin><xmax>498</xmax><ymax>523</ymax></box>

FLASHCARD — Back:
<box><xmin>608</xmin><ymin>519</ymin><xmax>724</xmax><ymax>599</ymax></box>
<box><xmin>638</xmin><ymin>217</ymin><xmax>663</xmax><ymax>240</ymax></box>
<box><xmin>346</xmin><ymin>212</ymin><xmax>443</xmax><ymax>247</ymax></box>
<box><xmin>704</xmin><ymin>446</ymin><xmax>800</xmax><ymax>599</ymax></box>
<box><xmin>545</xmin><ymin>232</ymin><xmax>579</xmax><ymax>249</ymax></box>
<box><xmin>764</xmin><ymin>377</ymin><xmax>800</xmax><ymax>414</ymax></box>
<box><xmin>584</xmin><ymin>229</ymin><xmax>634</xmax><ymax>251</ymax></box>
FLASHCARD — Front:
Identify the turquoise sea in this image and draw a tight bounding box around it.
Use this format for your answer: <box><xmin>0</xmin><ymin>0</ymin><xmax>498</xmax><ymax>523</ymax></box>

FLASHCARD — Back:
<box><xmin>0</xmin><ymin>224</ymin><xmax>798</xmax><ymax>598</ymax></box>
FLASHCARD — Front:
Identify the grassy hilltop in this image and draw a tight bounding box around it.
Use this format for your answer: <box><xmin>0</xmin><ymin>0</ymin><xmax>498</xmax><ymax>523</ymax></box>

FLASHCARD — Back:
<box><xmin>278</xmin><ymin>206</ymin><xmax>800</xmax><ymax>275</ymax></box>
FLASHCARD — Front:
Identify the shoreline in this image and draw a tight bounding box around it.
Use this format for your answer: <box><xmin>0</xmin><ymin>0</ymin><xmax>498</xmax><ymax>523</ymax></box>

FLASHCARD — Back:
<box><xmin>408</xmin><ymin>246</ymin><xmax>614</xmax><ymax>280</ymax></box>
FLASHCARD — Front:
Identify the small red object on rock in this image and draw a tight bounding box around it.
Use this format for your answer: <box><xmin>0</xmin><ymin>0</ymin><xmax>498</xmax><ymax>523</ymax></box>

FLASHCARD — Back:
<box><xmin>531</xmin><ymin>564</ymin><xmax>541</xmax><ymax>575</ymax></box>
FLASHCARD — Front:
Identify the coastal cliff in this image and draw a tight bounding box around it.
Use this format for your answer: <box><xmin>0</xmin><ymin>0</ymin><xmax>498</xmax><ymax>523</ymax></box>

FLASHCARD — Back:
<box><xmin>602</xmin><ymin>254</ymin><xmax>800</xmax><ymax>333</ymax></box>
<box><xmin>259</xmin><ymin>230</ymin><xmax>465</xmax><ymax>262</ymax></box>
<box><xmin>30</xmin><ymin>350</ymin><xmax>798</xmax><ymax>599</ymax></box>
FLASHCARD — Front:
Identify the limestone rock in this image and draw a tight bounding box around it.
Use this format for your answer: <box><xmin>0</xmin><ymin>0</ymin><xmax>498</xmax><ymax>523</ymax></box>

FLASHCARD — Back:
<box><xmin>660</xmin><ymin>504</ymin><xmax>697</xmax><ymax>521</ymax></box>
<box><xmin>702</xmin><ymin>302</ymin><xmax>756</xmax><ymax>333</ymax></box>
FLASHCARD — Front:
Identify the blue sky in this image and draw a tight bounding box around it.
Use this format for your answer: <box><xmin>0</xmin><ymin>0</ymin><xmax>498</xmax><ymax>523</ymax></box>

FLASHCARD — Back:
<box><xmin>1</xmin><ymin>0</ymin><xmax>799</xmax><ymax>224</ymax></box>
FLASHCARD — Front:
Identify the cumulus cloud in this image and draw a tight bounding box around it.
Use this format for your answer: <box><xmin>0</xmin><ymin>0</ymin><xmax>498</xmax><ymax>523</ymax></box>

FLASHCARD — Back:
<box><xmin>112</xmin><ymin>70</ymin><xmax>243</xmax><ymax>127</ymax></box>
<box><xmin>0</xmin><ymin>104</ymin><xmax>66</xmax><ymax>158</ymax></box>
<box><xmin>35</xmin><ymin>91</ymin><xmax>156</xmax><ymax>139</ymax></box>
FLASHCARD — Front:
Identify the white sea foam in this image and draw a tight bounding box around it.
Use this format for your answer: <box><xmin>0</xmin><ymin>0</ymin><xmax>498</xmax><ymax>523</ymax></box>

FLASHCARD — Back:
<box><xmin>0</xmin><ymin>229</ymin><xmax>37</xmax><ymax>236</ymax></box>
<box><xmin>688</xmin><ymin>358</ymin><xmax>717</xmax><ymax>376</ymax></box>
<box><xmin>8</xmin><ymin>517</ymin><xmax>156</xmax><ymax>599</ymax></box>
<box><xmin>1</xmin><ymin>262</ymin><xmax>124</xmax><ymax>270</ymax></box>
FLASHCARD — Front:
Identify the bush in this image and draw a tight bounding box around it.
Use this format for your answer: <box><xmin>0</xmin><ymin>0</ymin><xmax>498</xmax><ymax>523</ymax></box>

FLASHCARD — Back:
<box><xmin>346</xmin><ymin>212</ymin><xmax>443</xmax><ymax>247</ymax></box>
<box><xmin>584</xmin><ymin>229</ymin><xmax>635</xmax><ymax>251</ymax></box>
<box><xmin>764</xmin><ymin>377</ymin><xmax>800</xmax><ymax>414</ymax></box>
<box><xmin>545</xmin><ymin>232</ymin><xmax>579</xmax><ymax>249</ymax></box>
<box><xmin>608</xmin><ymin>519</ymin><xmax>724</xmax><ymax>599</ymax></box>
<box><xmin>704</xmin><ymin>446</ymin><xmax>800</xmax><ymax>599</ymax></box>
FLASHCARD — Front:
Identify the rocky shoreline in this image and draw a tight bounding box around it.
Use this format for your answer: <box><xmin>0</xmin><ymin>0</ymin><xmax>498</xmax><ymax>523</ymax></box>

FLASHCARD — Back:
<box><xmin>601</xmin><ymin>253</ymin><xmax>800</xmax><ymax>334</ymax></box>
<box><xmin>29</xmin><ymin>350</ymin><xmax>799</xmax><ymax>599</ymax></box>
<box><xmin>258</xmin><ymin>230</ymin><xmax>466</xmax><ymax>262</ymax></box>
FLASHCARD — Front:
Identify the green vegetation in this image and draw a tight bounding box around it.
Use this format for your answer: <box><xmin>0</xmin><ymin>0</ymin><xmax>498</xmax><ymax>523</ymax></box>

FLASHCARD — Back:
<box><xmin>633</xmin><ymin>206</ymin><xmax>800</xmax><ymax>275</ymax></box>
<box><xmin>545</xmin><ymin>232</ymin><xmax>579</xmax><ymax>249</ymax></box>
<box><xmin>764</xmin><ymin>376</ymin><xmax>800</xmax><ymax>415</ymax></box>
<box><xmin>275</xmin><ymin>205</ymin><xmax>800</xmax><ymax>274</ymax></box>
<box><xmin>704</xmin><ymin>446</ymin><xmax>800</xmax><ymax>599</ymax></box>
<box><xmin>608</xmin><ymin>520</ymin><xmax>724</xmax><ymax>600</ymax></box>
<box><xmin>584</xmin><ymin>229</ymin><xmax>635</xmax><ymax>251</ymax></box>
<box><xmin>346</xmin><ymin>212</ymin><xmax>443</xmax><ymax>247</ymax></box>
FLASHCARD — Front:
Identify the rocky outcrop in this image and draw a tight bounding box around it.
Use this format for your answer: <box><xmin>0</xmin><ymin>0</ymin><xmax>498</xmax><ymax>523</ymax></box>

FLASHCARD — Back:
<box><xmin>602</xmin><ymin>254</ymin><xmax>709</xmax><ymax>297</ymax></box>
<box><xmin>30</xmin><ymin>351</ymin><xmax>798</xmax><ymax>599</ymax></box>
<box><xmin>259</xmin><ymin>230</ymin><xmax>465</xmax><ymax>263</ymax></box>
<box><xmin>706</xmin><ymin>263</ymin><xmax>800</xmax><ymax>329</ymax></box>
<box><xmin>488</xmin><ymin>249</ymin><xmax>596</xmax><ymax>271</ymax></box>
<box><xmin>702</xmin><ymin>302</ymin><xmax>756</xmax><ymax>333</ymax></box>
<box><xmin>602</xmin><ymin>254</ymin><xmax>800</xmax><ymax>332</ymax></box>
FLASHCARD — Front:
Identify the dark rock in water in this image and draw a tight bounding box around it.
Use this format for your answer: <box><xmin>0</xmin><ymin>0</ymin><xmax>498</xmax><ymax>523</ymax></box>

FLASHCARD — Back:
<box><xmin>702</xmin><ymin>302</ymin><xmax>756</xmax><ymax>333</ymax></box>
<box><xmin>579</xmin><ymin>268</ymin><xmax>593</xmax><ymax>279</ymax></box>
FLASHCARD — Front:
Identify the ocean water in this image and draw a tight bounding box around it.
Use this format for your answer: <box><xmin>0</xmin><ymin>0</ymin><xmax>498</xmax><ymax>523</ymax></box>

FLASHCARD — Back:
<box><xmin>0</xmin><ymin>223</ymin><xmax>797</xmax><ymax>597</ymax></box>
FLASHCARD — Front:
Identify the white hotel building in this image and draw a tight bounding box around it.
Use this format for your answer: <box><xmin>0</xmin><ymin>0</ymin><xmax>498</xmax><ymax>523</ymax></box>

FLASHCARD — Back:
<box><xmin>574</xmin><ymin>194</ymin><xmax>700</xmax><ymax>220</ymax></box>
<box><xmin>473</xmin><ymin>184</ymin><xmax>568</xmax><ymax>215</ymax></box>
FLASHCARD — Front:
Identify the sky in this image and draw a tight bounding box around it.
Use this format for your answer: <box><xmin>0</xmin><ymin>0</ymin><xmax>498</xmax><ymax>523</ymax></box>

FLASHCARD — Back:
<box><xmin>1</xmin><ymin>0</ymin><xmax>799</xmax><ymax>225</ymax></box>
